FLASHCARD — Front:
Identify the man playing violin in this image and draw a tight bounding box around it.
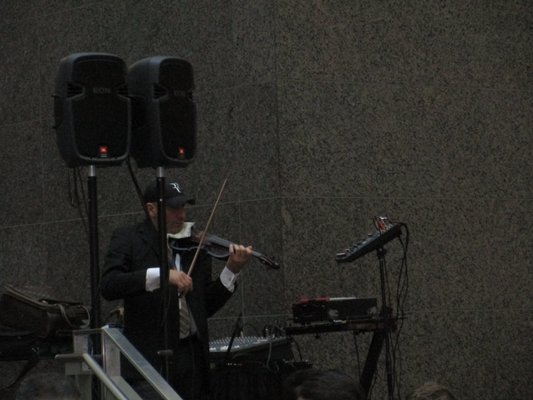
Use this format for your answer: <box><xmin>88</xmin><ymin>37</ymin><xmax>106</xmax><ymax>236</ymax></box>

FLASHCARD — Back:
<box><xmin>101</xmin><ymin>180</ymin><xmax>253</xmax><ymax>400</ymax></box>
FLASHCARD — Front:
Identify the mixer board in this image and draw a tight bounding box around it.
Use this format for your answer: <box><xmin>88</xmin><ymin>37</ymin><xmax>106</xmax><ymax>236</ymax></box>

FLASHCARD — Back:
<box><xmin>209</xmin><ymin>335</ymin><xmax>293</xmax><ymax>364</ymax></box>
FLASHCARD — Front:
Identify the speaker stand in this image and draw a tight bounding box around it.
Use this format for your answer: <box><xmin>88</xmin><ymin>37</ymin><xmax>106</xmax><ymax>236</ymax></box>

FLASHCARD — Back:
<box><xmin>88</xmin><ymin>165</ymin><xmax>101</xmax><ymax>331</ymax></box>
<box><xmin>155</xmin><ymin>167</ymin><xmax>172</xmax><ymax>380</ymax></box>
<box><xmin>87</xmin><ymin>166</ymin><xmax>103</xmax><ymax>400</ymax></box>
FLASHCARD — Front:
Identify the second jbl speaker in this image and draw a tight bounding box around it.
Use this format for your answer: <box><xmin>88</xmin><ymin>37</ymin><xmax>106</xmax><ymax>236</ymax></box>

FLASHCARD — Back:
<box><xmin>128</xmin><ymin>56</ymin><xmax>196</xmax><ymax>168</ymax></box>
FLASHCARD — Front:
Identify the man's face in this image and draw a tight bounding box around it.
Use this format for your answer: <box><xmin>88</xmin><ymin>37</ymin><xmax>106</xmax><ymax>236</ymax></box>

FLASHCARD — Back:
<box><xmin>165</xmin><ymin>206</ymin><xmax>186</xmax><ymax>233</ymax></box>
<box><xmin>147</xmin><ymin>203</ymin><xmax>186</xmax><ymax>234</ymax></box>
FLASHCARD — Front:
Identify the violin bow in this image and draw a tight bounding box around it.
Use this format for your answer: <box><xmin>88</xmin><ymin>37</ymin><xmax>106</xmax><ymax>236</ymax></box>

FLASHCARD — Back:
<box><xmin>187</xmin><ymin>176</ymin><xmax>228</xmax><ymax>276</ymax></box>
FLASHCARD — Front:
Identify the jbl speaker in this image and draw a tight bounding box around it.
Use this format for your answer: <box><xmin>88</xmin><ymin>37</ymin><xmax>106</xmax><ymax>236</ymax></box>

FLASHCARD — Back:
<box><xmin>127</xmin><ymin>56</ymin><xmax>196</xmax><ymax>167</ymax></box>
<box><xmin>54</xmin><ymin>53</ymin><xmax>130</xmax><ymax>167</ymax></box>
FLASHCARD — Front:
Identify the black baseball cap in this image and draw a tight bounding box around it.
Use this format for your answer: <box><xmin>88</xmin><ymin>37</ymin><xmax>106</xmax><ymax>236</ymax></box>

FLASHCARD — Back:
<box><xmin>143</xmin><ymin>181</ymin><xmax>195</xmax><ymax>208</ymax></box>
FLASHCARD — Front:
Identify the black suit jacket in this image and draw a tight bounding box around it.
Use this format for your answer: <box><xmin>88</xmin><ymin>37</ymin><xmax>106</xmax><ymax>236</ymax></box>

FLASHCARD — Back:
<box><xmin>101</xmin><ymin>219</ymin><xmax>233</xmax><ymax>379</ymax></box>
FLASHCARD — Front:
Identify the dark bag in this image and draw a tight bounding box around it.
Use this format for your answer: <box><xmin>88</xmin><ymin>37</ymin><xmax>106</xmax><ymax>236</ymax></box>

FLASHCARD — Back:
<box><xmin>0</xmin><ymin>327</ymin><xmax>40</xmax><ymax>392</ymax></box>
<box><xmin>0</xmin><ymin>285</ymin><xmax>90</xmax><ymax>339</ymax></box>
<box><xmin>0</xmin><ymin>324</ymin><xmax>39</xmax><ymax>361</ymax></box>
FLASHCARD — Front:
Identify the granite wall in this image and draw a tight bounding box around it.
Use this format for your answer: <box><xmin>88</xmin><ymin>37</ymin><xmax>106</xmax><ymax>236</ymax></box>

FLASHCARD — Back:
<box><xmin>0</xmin><ymin>1</ymin><xmax>531</xmax><ymax>399</ymax></box>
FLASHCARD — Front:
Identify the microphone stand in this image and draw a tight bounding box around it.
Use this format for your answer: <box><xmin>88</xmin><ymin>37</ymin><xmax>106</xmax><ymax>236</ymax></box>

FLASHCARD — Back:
<box><xmin>155</xmin><ymin>167</ymin><xmax>172</xmax><ymax>380</ymax></box>
<box><xmin>224</xmin><ymin>312</ymin><xmax>243</xmax><ymax>365</ymax></box>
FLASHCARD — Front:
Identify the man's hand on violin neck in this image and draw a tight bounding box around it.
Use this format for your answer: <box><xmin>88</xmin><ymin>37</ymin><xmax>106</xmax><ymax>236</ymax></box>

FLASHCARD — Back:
<box><xmin>169</xmin><ymin>270</ymin><xmax>193</xmax><ymax>294</ymax></box>
<box><xmin>226</xmin><ymin>243</ymin><xmax>253</xmax><ymax>273</ymax></box>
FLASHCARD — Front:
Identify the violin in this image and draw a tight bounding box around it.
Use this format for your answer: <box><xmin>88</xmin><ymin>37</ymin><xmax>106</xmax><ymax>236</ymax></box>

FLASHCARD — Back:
<box><xmin>170</xmin><ymin>232</ymin><xmax>280</xmax><ymax>270</ymax></box>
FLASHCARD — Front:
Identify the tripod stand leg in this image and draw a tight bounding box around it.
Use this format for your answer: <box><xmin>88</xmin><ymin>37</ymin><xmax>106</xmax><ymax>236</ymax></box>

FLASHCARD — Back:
<box><xmin>359</xmin><ymin>330</ymin><xmax>384</xmax><ymax>397</ymax></box>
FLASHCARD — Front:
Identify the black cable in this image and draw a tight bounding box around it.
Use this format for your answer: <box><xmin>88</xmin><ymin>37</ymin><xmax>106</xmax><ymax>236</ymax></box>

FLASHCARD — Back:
<box><xmin>241</xmin><ymin>322</ymin><xmax>261</xmax><ymax>337</ymax></box>
<box><xmin>75</xmin><ymin>167</ymin><xmax>89</xmax><ymax>220</ymax></box>
<box><xmin>126</xmin><ymin>157</ymin><xmax>148</xmax><ymax>214</ymax></box>
<box><xmin>382</xmin><ymin>254</ymin><xmax>396</xmax><ymax>398</ymax></box>
<box><xmin>377</xmin><ymin>219</ymin><xmax>410</xmax><ymax>400</ymax></box>
<box><xmin>68</xmin><ymin>167</ymin><xmax>89</xmax><ymax>239</ymax></box>
<box><xmin>393</xmin><ymin>224</ymin><xmax>409</xmax><ymax>400</ymax></box>
<box><xmin>381</xmin><ymin>222</ymin><xmax>409</xmax><ymax>400</ymax></box>
<box><xmin>291</xmin><ymin>337</ymin><xmax>304</xmax><ymax>361</ymax></box>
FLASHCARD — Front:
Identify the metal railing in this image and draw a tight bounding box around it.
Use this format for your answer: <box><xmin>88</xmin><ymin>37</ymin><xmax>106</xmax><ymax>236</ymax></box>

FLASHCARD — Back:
<box><xmin>56</xmin><ymin>326</ymin><xmax>182</xmax><ymax>400</ymax></box>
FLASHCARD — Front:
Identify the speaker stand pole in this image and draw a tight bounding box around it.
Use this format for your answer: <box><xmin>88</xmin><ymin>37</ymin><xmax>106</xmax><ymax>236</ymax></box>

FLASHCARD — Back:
<box><xmin>88</xmin><ymin>165</ymin><xmax>102</xmax><ymax>400</ymax></box>
<box><xmin>376</xmin><ymin>247</ymin><xmax>394</xmax><ymax>400</ymax></box>
<box><xmin>156</xmin><ymin>167</ymin><xmax>172</xmax><ymax>380</ymax></box>
<box><xmin>88</xmin><ymin>165</ymin><xmax>101</xmax><ymax>331</ymax></box>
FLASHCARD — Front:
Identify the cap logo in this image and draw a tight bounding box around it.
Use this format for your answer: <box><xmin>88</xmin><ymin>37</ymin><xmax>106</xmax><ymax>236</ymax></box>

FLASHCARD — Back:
<box><xmin>170</xmin><ymin>183</ymin><xmax>182</xmax><ymax>193</ymax></box>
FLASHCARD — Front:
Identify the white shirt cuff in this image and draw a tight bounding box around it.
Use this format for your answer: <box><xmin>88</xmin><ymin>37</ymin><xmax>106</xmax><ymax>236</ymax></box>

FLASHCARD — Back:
<box><xmin>146</xmin><ymin>268</ymin><xmax>160</xmax><ymax>292</ymax></box>
<box><xmin>220</xmin><ymin>266</ymin><xmax>239</xmax><ymax>293</ymax></box>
